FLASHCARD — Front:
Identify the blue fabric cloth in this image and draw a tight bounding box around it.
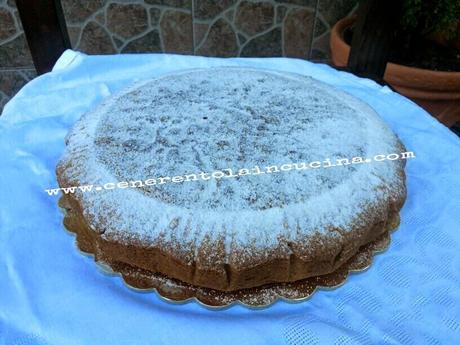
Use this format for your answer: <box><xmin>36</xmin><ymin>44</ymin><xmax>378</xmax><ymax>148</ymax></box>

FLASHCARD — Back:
<box><xmin>1</xmin><ymin>50</ymin><xmax>459</xmax><ymax>345</ymax></box>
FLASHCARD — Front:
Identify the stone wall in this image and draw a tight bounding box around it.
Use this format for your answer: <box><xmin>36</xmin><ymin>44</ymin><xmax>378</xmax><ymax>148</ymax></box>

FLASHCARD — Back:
<box><xmin>0</xmin><ymin>0</ymin><xmax>357</xmax><ymax>114</ymax></box>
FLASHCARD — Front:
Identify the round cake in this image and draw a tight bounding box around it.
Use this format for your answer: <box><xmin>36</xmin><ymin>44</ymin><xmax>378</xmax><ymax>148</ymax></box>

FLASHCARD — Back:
<box><xmin>57</xmin><ymin>67</ymin><xmax>406</xmax><ymax>303</ymax></box>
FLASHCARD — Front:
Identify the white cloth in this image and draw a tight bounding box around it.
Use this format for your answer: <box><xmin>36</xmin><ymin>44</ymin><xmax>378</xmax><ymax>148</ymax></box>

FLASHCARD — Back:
<box><xmin>1</xmin><ymin>50</ymin><xmax>459</xmax><ymax>345</ymax></box>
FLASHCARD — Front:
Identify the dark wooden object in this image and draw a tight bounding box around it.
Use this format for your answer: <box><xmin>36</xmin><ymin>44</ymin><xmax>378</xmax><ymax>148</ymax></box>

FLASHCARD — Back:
<box><xmin>16</xmin><ymin>0</ymin><xmax>71</xmax><ymax>75</ymax></box>
<box><xmin>347</xmin><ymin>0</ymin><xmax>402</xmax><ymax>83</ymax></box>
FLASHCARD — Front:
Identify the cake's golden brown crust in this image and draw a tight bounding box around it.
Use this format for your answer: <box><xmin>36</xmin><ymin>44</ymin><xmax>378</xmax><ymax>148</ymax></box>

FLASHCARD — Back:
<box><xmin>98</xmin><ymin>230</ymin><xmax>394</xmax><ymax>307</ymax></box>
<box><xmin>59</xmin><ymin>196</ymin><xmax>398</xmax><ymax>307</ymax></box>
<box><xmin>58</xmin><ymin>169</ymin><xmax>406</xmax><ymax>292</ymax></box>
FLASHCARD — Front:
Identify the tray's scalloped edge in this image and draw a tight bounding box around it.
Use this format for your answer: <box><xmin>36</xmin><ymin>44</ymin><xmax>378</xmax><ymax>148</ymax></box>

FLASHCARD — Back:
<box><xmin>60</xmin><ymin>203</ymin><xmax>398</xmax><ymax>310</ymax></box>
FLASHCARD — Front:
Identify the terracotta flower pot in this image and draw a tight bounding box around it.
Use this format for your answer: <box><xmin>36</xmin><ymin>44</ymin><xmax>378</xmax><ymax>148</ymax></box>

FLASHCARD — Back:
<box><xmin>330</xmin><ymin>17</ymin><xmax>460</xmax><ymax>127</ymax></box>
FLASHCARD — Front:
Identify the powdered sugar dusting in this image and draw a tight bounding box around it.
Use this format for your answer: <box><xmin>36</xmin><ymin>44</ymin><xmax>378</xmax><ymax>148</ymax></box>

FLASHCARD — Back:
<box><xmin>58</xmin><ymin>67</ymin><xmax>405</xmax><ymax>261</ymax></box>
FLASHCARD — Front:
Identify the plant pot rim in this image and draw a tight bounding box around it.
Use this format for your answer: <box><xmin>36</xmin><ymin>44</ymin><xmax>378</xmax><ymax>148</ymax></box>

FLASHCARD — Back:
<box><xmin>332</xmin><ymin>16</ymin><xmax>460</xmax><ymax>80</ymax></box>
